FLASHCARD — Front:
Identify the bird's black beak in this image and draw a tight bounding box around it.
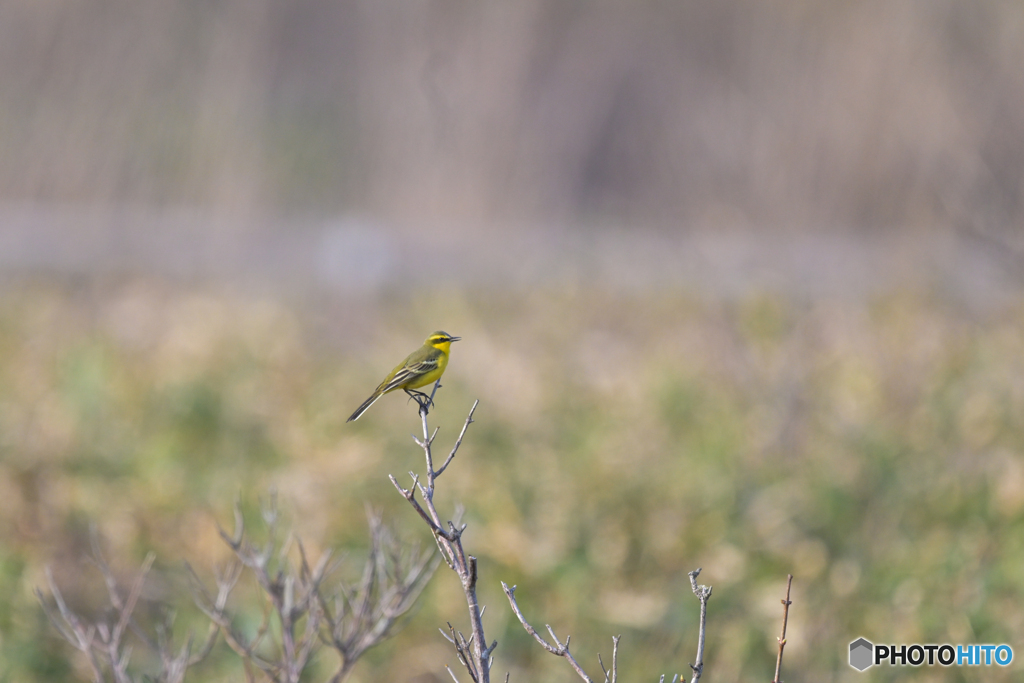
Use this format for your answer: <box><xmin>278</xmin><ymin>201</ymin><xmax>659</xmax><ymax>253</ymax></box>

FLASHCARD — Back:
<box><xmin>449</xmin><ymin>336</ymin><xmax>461</xmax><ymax>342</ymax></box>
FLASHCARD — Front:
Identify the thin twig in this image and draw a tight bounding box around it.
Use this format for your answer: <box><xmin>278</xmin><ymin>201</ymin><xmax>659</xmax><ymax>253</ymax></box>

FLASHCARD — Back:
<box><xmin>190</xmin><ymin>500</ymin><xmax>437</xmax><ymax>683</ymax></box>
<box><xmin>611</xmin><ymin>635</ymin><xmax>619</xmax><ymax>683</ymax></box>
<box><xmin>435</xmin><ymin>401</ymin><xmax>478</xmax><ymax>479</ymax></box>
<box><xmin>771</xmin><ymin>574</ymin><xmax>794</xmax><ymax>683</ymax></box>
<box><xmin>37</xmin><ymin>571</ymin><xmax>106</xmax><ymax>683</ymax></box>
<box><xmin>39</xmin><ymin>535</ymin><xmax>212</xmax><ymax>683</ymax></box>
<box><xmin>391</xmin><ymin>385</ymin><xmax>491</xmax><ymax>682</ymax></box>
<box><xmin>388</xmin><ymin>474</ymin><xmax>455</xmax><ymax>541</ymax></box>
<box><xmin>502</xmin><ymin>582</ymin><xmax>599</xmax><ymax>682</ymax></box>
<box><xmin>688</xmin><ymin>568</ymin><xmax>712</xmax><ymax>683</ymax></box>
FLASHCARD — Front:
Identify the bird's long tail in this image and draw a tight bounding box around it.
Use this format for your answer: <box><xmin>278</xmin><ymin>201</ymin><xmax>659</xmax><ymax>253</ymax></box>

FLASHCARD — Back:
<box><xmin>347</xmin><ymin>391</ymin><xmax>384</xmax><ymax>422</ymax></box>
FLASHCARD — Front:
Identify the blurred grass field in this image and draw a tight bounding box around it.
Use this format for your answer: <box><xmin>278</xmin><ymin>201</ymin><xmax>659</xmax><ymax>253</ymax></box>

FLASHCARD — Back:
<box><xmin>2</xmin><ymin>278</ymin><xmax>1022</xmax><ymax>682</ymax></box>
<box><xmin>3</xmin><ymin>1</ymin><xmax>1024</xmax><ymax>680</ymax></box>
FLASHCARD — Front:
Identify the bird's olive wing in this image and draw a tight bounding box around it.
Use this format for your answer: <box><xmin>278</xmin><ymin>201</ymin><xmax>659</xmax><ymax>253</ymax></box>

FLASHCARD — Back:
<box><xmin>379</xmin><ymin>356</ymin><xmax>439</xmax><ymax>393</ymax></box>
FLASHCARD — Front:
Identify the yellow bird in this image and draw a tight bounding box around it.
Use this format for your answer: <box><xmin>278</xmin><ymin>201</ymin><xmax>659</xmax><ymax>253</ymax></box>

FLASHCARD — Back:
<box><xmin>347</xmin><ymin>331</ymin><xmax>461</xmax><ymax>422</ymax></box>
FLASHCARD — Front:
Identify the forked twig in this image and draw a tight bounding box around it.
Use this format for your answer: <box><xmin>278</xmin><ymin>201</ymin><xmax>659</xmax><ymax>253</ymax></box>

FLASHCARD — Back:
<box><xmin>38</xmin><ymin>533</ymin><xmax>205</xmax><ymax>683</ymax></box>
<box><xmin>188</xmin><ymin>498</ymin><xmax>438</xmax><ymax>683</ymax></box>
<box><xmin>502</xmin><ymin>582</ymin><xmax>611</xmax><ymax>682</ymax></box>
<box><xmin>390</xmin><ymin>384</ymin><xmax>494</xmax><ymax>682</ymax></box>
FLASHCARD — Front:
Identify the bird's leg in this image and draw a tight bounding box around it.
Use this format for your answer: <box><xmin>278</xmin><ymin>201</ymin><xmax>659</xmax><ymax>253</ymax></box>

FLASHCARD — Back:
<box><xmin>404</xmin><ymin>388</ymin><xmax>434</xmax><ymax>412</ymax></box>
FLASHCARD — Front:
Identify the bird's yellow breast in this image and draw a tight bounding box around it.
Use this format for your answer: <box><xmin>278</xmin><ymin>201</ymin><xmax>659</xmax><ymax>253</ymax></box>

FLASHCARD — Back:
<box><xmin>404</xmin><ymin>345</ymin><xmax>449</xmax><ymax>390</ymax></box>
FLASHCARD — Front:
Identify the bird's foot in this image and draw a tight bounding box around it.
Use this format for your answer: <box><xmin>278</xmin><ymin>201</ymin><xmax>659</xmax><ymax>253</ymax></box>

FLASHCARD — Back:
<box><xmin>405</xmin><ymin>389</ymin><xmax>434</xmax><ymax>413</ymax></box>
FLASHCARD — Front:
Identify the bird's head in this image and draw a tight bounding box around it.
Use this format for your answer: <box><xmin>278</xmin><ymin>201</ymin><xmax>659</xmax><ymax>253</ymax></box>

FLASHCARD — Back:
<box><xmin>425</xmin><ymin>331</ymin><xmax>460</xmax><ymax>350</ymax></box>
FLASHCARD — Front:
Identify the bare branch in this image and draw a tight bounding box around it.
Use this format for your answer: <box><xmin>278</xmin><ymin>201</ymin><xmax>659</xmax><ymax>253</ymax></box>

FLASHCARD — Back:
<box><xmin>40</xmin><ymin>535</ymin><xmax>211</xmax><ymax>683</ymax></box>
<box><xmin>597</xmin><ymin>635</ymin><xmax>621</xmax><ymax>683</ymax></box>
<box><xmin>771</xmin><ymin>575</ymin><xmax>794</xmax><ymax>683</ymax></box>
<box><xmin>112</xmin><ymin>553</ymin><xmax>156</xmax><ymax>653</ymax></box>
<box><xmin>435</xmin><ymin>400</ymin><xmax>479</xmax><ymax>478</ymax></box>
<box><xmin>611</xmin><ymin>635</ymin><xmax>619</xmax><ymax>683</ymax></box>
<box><xmin>187</xmin><ymin>560</ymin><xmax>276</xmax><ymax>674</ymax></box>
<box><xmin>501</xmin><ymin>582</ymin><xmax>596</xmax><ymax>682</ymax></box>
<box><xmin>390</xmin><ymin>387</ymin><xmax>492</xmax><ymax>682</ymax></box>
<box><xmin>37</xmin><ymin>571</ymin><xmax>106</xmax><ymax>683</ymax></box>
<box><xmin>187</xmin><ymin>501</ymin><xmax>438</xmax><ymax>683</ymax></box>
<box><xmin>688</xmin><ymin>568</ymin><xmax>712</xmax><ymax>683</ymax></box>
<box><xmin>388</xmin><ymin>474</ymin><xmax>455</xmax><ymax>541</ymax></box>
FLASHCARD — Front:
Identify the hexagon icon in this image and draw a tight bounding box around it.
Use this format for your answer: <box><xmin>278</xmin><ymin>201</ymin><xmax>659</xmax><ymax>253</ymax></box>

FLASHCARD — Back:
<box><xmin>849</xmin><ymin>638</ymin><xmax>874</xmax><ymax>671</ymax></box>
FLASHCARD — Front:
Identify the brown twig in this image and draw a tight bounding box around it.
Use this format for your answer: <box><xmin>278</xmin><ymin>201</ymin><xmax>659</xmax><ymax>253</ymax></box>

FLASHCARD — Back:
<box><xmin>390</xmin><ymin>385</ymin><xmax>494</xmax><ymax>682</ymax></box>
<box><xmin>771</xmin><ymin>574</ymin><xmax>794</xmax><ymax>683</ymax></box>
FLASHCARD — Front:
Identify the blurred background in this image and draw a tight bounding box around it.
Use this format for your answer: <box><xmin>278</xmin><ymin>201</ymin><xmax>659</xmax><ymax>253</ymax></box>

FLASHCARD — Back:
<box><xmin>2</xmin><ymin>0</ymin><xmax>1024</xmax><ymax>681</ymax></box>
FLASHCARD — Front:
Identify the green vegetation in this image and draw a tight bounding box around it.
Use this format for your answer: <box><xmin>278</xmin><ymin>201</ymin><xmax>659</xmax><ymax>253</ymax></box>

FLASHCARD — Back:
<box><xmin>4</xmin><ymin>281</ymin><xmax>1023</xmax><ymax>682</ymax></box>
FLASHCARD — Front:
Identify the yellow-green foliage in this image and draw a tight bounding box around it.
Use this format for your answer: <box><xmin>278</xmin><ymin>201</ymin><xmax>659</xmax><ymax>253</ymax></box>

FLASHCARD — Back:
<box><xmin>3</xmin><ymin>282</ymin><xmax>1023</xmax><ymax>682</ymax></box>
